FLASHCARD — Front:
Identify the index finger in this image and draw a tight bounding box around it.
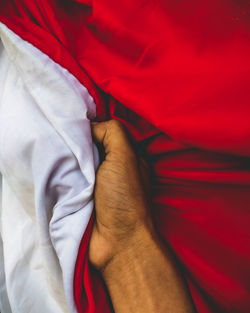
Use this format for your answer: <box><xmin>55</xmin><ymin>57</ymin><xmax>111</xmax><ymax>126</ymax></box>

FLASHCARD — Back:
<box><xmin>91</xmin><ymin>120</ymin><xmax>134</xmax><ymax>157</ymax></box>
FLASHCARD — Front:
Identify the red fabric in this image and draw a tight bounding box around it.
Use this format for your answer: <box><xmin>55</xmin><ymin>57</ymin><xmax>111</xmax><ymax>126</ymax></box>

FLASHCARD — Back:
<box><xmin>1</xmin><ymin>1</ymin><xmax>250</xmax><ymax>312</ymax></box>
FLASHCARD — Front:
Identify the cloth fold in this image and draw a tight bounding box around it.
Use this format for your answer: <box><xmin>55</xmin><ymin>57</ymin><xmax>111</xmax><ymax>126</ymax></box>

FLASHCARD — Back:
<box><xmin>0</xmin><ymin>24</ymin><xmax>98</xmax><ymax>313</ymax></box>
<box><xmin>0</xmin><ymin>2</ymin><xmax>250</xmax><ymax>313</ymax></box>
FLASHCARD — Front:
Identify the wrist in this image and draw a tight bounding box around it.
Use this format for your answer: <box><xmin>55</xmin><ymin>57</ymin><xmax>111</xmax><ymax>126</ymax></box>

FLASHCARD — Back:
<box><xmin>101</xmin><ymin>222</ymin><xmax>157</xmax><ymax>281</ymax></box>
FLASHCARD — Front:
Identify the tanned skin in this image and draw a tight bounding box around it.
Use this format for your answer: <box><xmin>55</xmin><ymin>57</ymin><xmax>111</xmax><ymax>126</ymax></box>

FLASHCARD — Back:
<box><xmin>89</xmin><ymin>120</ymin><xmax>195</xmax><ymax>313</ymax></box>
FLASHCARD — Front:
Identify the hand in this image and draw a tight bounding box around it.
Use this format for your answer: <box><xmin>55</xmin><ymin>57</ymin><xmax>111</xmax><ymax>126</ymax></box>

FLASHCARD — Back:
<box><xmin>88</xmin><ymin>120</ymin><xmax>195</xmax><ymax>313</ymax></box>
<box><xmin>89</xmin><ymin>120</ymin><xmax>152</xmax><ymax>271</ymax></box>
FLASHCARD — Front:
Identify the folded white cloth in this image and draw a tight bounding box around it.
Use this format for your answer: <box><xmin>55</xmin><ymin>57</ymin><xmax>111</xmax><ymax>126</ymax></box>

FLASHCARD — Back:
<box><xmin>0</xmin><ymin>172</ymin><xmax>12</xmax><ymax>313</ymax></box>
<box><xmin>0</xmin><ymin>24</ymin><xmax>98</xmax><ymax>313</ymax></box>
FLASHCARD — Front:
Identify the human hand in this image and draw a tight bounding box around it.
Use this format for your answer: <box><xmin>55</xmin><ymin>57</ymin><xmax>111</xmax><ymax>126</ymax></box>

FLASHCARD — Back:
<box><xmin>89</xmin><ymin>120</ymin><xmax>152</xmax><ymax>271</ymax></box>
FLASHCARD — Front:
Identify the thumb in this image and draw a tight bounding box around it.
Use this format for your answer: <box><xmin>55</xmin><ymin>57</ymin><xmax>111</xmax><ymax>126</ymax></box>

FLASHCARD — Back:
<box><xmin>91</xmin><ymin>120</ymin><xmax>134</xmax><ymax>156</ymax></box>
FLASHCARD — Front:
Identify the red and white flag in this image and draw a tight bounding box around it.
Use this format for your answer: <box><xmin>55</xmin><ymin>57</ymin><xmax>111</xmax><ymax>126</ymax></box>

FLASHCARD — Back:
<box><xmin>0</xmin><ymin>1</ymin><xmax>250</xmax><ymax>313</ymax></box>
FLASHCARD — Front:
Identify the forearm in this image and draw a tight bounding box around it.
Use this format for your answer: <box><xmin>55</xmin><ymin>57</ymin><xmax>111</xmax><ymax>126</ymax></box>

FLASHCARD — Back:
<box><xmin>102</xmin><ymin>225</ymin><xmax>195</xmax><ymax>313</ymax></box>
<box><xmin>91</xmin><ymin>121</ymin><xmax>196</xmax><ymax>312</ymax></box>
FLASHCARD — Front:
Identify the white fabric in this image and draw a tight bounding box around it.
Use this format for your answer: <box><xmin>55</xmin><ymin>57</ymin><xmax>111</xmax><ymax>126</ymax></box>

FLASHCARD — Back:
<box><xmin>0</xmin><ymin>172</ymin><xmax>12</xmax><ymax>313</ymax></box>
<box><xmin>0</xmin><ymin>23</ymin><xmax>98</xmax><ymax>313</ymax></box>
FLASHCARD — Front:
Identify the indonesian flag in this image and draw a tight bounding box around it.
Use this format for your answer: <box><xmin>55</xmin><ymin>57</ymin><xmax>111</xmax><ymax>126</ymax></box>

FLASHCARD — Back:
<box><xmin>0</xmin><ymin>1</ymin><xmax>250</xmax><ymax>313</ymax></box>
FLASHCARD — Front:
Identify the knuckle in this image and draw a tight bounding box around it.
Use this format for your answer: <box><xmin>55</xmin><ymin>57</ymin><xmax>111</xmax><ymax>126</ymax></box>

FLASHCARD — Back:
<box><xmin>107</xmin><ymin>120</ymin><xmax>126</xmax><ymax>137</ymax></box>
<box><xmin>108</xmin><ymin>119</ymin><xmax>123</xmax><ymax>130</ymax></box>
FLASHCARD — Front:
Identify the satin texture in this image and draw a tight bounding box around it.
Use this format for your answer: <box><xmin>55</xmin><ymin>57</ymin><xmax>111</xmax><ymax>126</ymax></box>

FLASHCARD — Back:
<box><xmin>0</xmin><ymin>1</ymin><xmax>250</xmax><ymax>313</ymax></box>
<box><xmin>0</xmin><ymin>24</ymin><xmax>98</xmax><ymax>313</ymax></box>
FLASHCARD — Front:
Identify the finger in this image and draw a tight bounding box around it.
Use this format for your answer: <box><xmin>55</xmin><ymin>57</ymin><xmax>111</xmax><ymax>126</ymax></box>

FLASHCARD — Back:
<box><xmin>91</xmin><ymin>120</ymin><xmax>134</xmax><ymax>156</ymax></box>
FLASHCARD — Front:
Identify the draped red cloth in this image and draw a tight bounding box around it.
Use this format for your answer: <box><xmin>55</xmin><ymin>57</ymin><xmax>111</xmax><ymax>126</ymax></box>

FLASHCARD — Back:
<box><xmin>1</xmin><ymin>1</ymin><xmax>250</xmax><ymax>312</ymax></box>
